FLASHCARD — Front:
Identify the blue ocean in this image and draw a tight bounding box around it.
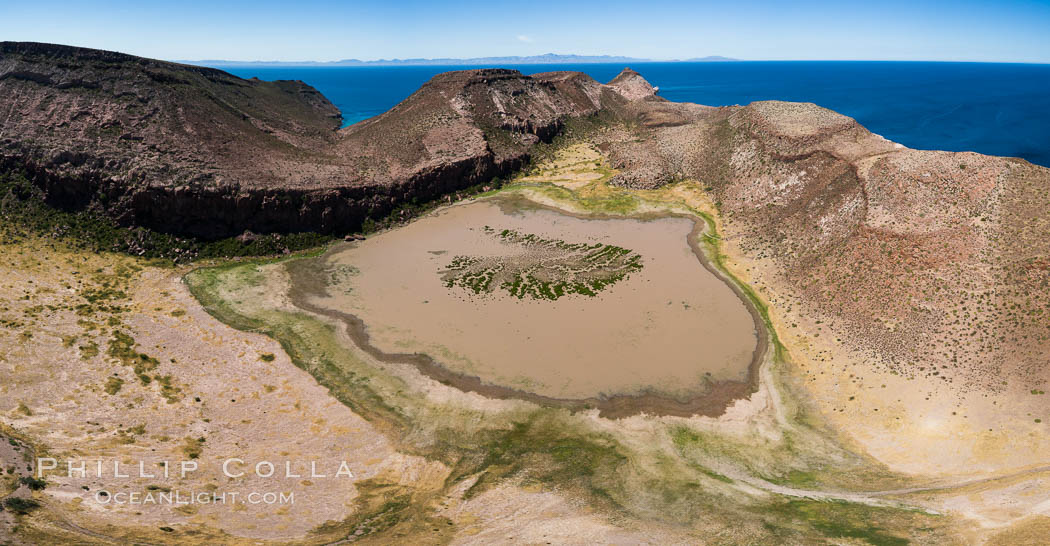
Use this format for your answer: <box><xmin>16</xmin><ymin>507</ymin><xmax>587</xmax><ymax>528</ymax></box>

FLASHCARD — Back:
<box><xmin>220</xmin><ymin>62</ymin><xmax>1050</xmax><ymax>168</ymax></box>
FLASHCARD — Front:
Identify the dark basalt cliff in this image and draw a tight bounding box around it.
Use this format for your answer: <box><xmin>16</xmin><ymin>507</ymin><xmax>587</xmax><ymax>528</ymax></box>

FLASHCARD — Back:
<box><xmin>0</xmin><ymin>42</ymin><xmax>655</xmax><ymax>237</ymax></box>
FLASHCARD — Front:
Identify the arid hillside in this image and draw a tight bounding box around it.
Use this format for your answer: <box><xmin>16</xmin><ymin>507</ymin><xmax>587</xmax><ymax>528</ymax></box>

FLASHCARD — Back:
<box><xmin>602</xmin><ymin>97</ymin><xmax>1050</xmax><ymax>404</ymax></box>
<box><xmin>0</xmin><ymin>42</ymin><xmax>652</xmax><ymax>237</ymax></box>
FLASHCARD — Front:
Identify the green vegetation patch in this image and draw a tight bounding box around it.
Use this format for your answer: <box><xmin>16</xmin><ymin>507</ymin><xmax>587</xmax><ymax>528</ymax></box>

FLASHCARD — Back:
<box><xmin>455</xmin><ymin>416</ymin><xmax>629</xmax><ymax>506</ymax></box>
<box><xmin>2</xmin><ymin>497</ymin><xmax>41</xmax><ymax>515</ymax></box>
<box><xmin>19</xmin><ymin>476</ymin><xmax>48</xmax><ymax>491</ymax></box>
<box><xmin>154</xmin><ymin>374</ymin><xmax>181</xmax><ymax>403</ymax></box>
<box><xmin>107</xmin><ymin>331</ymin><xmax>160</xmax><ymax>384</ymax></box>
<box><xmin>103</xmin><ymin>376</ymin><xmax>124</xmax><ymax>395</ymax></box>
<box><xmin>79</xmin><ymin>340</ymin><xmax>100</xmax><ymax>360</ymax></box>
<box><xmin>764</xmin><ymin>499</ymin><xmax>914</xmax><ymax>545</ymax></box>
<box><xmin>442</xmin><ymin>226</ymin><xmax>643</xmax><ymax>300</ymax></box>
<box><xmin>181</xmin><ymin>437</ymin><xmax>204</xmax><ymax>460</ymax></box>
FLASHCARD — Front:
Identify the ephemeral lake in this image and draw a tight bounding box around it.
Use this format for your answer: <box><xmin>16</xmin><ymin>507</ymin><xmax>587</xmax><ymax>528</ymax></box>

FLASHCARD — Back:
<box><xmin>289</xmin><ymin>196</ymin><xmax>762</xmax><ymax>416</ymax></box>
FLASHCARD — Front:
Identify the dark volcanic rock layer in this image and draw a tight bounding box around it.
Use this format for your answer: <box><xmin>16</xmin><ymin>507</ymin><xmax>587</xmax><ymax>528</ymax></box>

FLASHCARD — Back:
<box><xmin>0</xmin><ymin>42</ymin><xmax>652</xmax><ymax>238</ymax></box>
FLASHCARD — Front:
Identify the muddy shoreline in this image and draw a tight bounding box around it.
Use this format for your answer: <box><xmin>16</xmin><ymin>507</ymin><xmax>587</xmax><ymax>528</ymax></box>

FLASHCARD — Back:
<box><xmin>284</xmin><ymin>194</ymin><xmax>770</xmax><ymax>418</ymax></box>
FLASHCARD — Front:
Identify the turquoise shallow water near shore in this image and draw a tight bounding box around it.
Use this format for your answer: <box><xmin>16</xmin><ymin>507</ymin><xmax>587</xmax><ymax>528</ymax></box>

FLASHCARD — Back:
<box><xmin>218</xmin><ymin>61</ymin><xmax>1050</xmax><ymax>167</ymax></box>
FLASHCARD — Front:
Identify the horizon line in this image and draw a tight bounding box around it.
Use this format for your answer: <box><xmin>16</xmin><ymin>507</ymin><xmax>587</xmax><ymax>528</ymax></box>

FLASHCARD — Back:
<box><xmin>6</xmin><ymin>41</ymin><xmax>1046</xmax><ymax>66</ymax></box>
<box><xmin>178</xmin><ymin>57</ymin><xmax>1050</xmax><ymax>66</ymax></box>
<box><xmin>7</xmin><ymin>42</ymin><xmax>1045</xmax><ymax>66</ymax></box>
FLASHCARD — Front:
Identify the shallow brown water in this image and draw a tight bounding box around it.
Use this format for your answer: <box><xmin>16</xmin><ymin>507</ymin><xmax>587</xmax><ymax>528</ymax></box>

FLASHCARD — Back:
<box><xmin>297</xmin><ymin>196</ymin><xmax>759</xmax><ymax>406</ymax></box>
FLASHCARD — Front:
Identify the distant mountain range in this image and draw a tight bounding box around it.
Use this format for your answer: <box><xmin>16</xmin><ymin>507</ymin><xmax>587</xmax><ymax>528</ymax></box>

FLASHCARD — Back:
<box><xmin>178</xmin><ymin>53</ymin><xmax>738</xmax><ymax>67</ymax></box>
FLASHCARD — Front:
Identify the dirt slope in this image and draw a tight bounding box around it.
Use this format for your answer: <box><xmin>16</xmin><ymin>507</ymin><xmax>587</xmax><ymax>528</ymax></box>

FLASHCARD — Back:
<box><xmin>600</xmin><ymin>98</ymin><xmax>1050</xmax><ymax>454</ymax></box>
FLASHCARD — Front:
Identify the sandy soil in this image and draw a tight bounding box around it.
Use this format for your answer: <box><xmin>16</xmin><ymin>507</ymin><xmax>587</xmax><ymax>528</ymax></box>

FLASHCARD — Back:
<box><xmin>0</xmin><ymin>240</ymin><xmax>432</xmax><ymax>542</ymax></box>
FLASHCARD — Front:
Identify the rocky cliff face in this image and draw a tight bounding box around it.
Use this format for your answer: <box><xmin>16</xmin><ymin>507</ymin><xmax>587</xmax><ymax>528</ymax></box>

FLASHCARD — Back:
<box><xmin>0</xmin><ymin>42</ymin><xmax>650</xmax><ymax>238</ymax></box>
<box><xmin>0</xmin><ymin>42</ymin><xmax>344</xmax><ymax>235</ymax></box>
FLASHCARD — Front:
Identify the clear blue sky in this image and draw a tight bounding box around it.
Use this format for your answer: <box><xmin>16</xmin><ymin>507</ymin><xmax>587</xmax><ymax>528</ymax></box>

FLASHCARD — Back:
<box><xmin>3</xmin><ymin>0</ymin><xmax>1049</xmax><ymax>63</ymax></box>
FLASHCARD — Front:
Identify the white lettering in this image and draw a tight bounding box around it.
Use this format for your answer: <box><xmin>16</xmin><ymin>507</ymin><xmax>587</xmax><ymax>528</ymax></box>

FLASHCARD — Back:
<box><xmin>284</xmin><ymin>461</ymin><xmax>301</xmax><ymax>478</ymax></box>
<box><xmin>36</xmin><ymin>457</ymin><xmax>57</xmax><ymax>478</ymax></box>
<box><xmin>180</xmin><ymin>461</ymin><xmax>198</xmax><ymax>478</ymax></box>
<box><xmin>138</xmin><ymin>461</ymin><xmax>155</xmax><ymax>479</ymax></box>
<box><xmin>310</xmin><ymin>461</ymin><xmax>326</xmax><ymax>478</ymax></box>
<box><xmin>255</xmin><ymin>461</ymin><xmax>274</xmax><ymax>478</ymax></box>
<box><xmin>113</xmin><ymin>461</ymin><xmax>129</xmax><ymax>478</ymax></box>
<box><xmin>67</xmin><ymin>460</ymin><xmax>86</xmax><ymax>478</ymax></box>
<box><xmin>336</xmin><ymin>461</ymin><xmax>354</xmax><ymax>478</ymax></box>
<box><xmin>223</xmin><ymin>458</ymin><xmax>245</xmax><ymax>478</ymax></box>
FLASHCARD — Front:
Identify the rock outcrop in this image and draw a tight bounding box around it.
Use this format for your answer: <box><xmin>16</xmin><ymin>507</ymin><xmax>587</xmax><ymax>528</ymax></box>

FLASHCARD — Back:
<box><xmin>0</xmin><ymin>42</ymin><xmax>650</xmax><ymax>237</ymax></box>
<box><xmin>606</xmin><ymin>67</ymin><xmax>658</xmax><ymax>101</ymax></box>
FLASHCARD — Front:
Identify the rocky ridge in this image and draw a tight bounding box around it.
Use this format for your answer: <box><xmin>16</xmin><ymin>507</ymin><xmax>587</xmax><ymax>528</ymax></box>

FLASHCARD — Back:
<box><xmin>0</xmin><ymin>42</ymin><xmax>654</xmax><ymax>237</ymax></box>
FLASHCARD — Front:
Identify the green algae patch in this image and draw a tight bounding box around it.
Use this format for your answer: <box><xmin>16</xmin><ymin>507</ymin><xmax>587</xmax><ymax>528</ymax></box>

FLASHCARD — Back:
<box><xmin>452</xmin><ymin>415</ymin><xmax>630</xmax><ymax>507</ymax></box>
<box><xmin>442</xmin><ymin>226</ymin><xmax>643</xmax><ymax>300</ymax></box>
<box><xmin>763</xmin><ymin>499</ymin><xmax>923</xmax><ymax>545</ymax></box>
